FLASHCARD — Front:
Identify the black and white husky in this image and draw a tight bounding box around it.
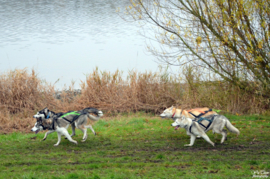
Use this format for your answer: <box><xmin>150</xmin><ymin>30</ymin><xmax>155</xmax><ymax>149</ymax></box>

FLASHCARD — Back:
<box><xmin>31</xmin><ymin>107</ymin><xmax>103</xmax><ymax>146</ymax></box>
<box><xmin>171</xmin><ymin>115</ymin><xmax>240</xmax><ymax>147</ymax></box>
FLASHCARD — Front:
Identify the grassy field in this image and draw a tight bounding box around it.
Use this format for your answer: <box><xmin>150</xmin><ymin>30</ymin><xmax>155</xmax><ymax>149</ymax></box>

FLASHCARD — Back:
<box><xmin>0</xmin><ymin>113</ymin><xmax>270</xmax><ymax>179</ymax></box>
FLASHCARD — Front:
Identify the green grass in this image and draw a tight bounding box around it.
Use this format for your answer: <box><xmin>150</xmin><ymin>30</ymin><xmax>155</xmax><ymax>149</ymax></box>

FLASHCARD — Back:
<box><xmin>0</xmin><ymin>113</ymin><xmax>270</xmax><ymax>179</ymax></box>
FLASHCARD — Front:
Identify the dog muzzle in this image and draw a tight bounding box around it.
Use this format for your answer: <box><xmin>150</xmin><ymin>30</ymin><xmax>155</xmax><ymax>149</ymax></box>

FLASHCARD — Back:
<box><xmin>31</xmin><ymin>126</ymin><xmax>40</xmax><ymax>134</ymax></box>
<box><xmin>171</xmin><ymin>123</ymin><xmax>180</xmax><ymax>130</ymax></box>
<box><xmin>31</xmin><ymin>124</ymin><xmax>43</xmax><ymax>134</ymax></box>
<box><xmin>160</xmin><ymin>114</ymin><xmax>165</xmax><ymax>118</ymax></box>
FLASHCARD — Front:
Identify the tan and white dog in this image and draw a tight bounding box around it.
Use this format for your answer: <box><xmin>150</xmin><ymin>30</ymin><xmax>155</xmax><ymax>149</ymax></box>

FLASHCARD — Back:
<box><xmin>171</xmin><ymin>115</ymin><xmax>240</xmax><ymax>147</ymax></box>
<box><xmin>160</xmin><ymin>106</ymin><xmax>219</xmax><ymax>138</ymax></box>
<box><xmin>160</xmin><ymin>106</ymin><xmax>218</xmax><ymax>121</ymax></box>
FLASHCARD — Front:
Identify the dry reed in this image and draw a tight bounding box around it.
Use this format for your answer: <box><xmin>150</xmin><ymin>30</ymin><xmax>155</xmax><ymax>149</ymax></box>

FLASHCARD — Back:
<box><xmin>0</xmin><ymin>67</ymin><xmax>269</xmax><ymax>133</ymax></box>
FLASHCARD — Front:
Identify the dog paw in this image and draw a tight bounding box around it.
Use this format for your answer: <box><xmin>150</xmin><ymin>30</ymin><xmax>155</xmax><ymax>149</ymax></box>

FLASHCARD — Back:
<box><xmin>54</xmin><ymin>144</ymin><xmax>59</xmax><ymax>147</ymax></box>
<box><xmin>42</xmin><ymin>138</ymin><xmax>47</xmax><ymax>141</ymax></box>
<box><xmin>184</xmin><ymin>144</ymin><xmax>192</xmax><ymax>147</ymax></box>
<box><xmin>81</xmin><ymin>140</ymin><xmax>86</xmax><ymax>142</ymax></box>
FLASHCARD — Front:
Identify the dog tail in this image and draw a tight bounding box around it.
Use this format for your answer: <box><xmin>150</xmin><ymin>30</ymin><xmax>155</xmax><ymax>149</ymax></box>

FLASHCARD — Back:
<box><xmin>82</xmin><ymin>107</ymin><xmax>103</xmax><ymax>117</ymax></box>
<box><xmin>82</xmin><ymin>107</ymin><xmax>99</xmax><ymax>114</ymax></box>
<box><xmin>86</xmin><ymin>113</ymin><xmax>100</xmax><ymax>121</ymax></box>
<box><xmin>225</xmin><ymin>120</ymin><xmax>240</xmax><ymax>136</ymax></box>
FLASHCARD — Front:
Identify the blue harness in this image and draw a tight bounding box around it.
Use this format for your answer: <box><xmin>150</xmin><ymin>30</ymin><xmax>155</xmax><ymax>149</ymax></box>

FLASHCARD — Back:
<box><xmin>194</xmin><ymin>116</ymin><xmax>215</xmax><ymax>130</ymax></box>
<box><xmin>188</xmin><ymin>109</ymin><xmax>215</xmax><ymax>130</ymax></box>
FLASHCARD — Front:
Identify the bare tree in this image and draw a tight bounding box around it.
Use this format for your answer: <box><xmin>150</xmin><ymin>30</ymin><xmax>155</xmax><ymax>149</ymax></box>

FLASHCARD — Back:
<box><xmin>125</xmin><ymin>0</ymin><xmax>270</xmax><ymax>96</ymax></box>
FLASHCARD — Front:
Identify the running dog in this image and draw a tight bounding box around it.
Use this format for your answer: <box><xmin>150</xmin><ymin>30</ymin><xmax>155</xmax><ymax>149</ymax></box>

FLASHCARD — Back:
<box><xmin>31</xmin><ymin>107</ymin><xmax>103</xmax><ymax>146</ymax></box>
<box><xmin>160</xmin><ymin>106</ymin><xmax>217</xmax><ymax>121</ymax></box>
<box><xmin>171</xmin><ymin>115</ymin><xmax>240</xmax><ymax>147</ymax></box>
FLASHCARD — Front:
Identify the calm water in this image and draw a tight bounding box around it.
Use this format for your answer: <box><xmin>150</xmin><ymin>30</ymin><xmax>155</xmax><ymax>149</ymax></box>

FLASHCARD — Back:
<box><xmin>0</xmin><ymin>0</ymin><xmax>159</xmax><ymax>89</ymax></box>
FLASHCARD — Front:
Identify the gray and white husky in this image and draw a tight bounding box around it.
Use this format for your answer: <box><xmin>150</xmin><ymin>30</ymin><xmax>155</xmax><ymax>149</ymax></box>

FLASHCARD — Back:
<box><xmin>31</xmin><ymin>107</ymin><xmax>103</xmax><ymax>146</ymax></box>
<box><xmin>171</xmin><ymin>115</ymin><xmax>240</xmax><ymax>147</ymax></box>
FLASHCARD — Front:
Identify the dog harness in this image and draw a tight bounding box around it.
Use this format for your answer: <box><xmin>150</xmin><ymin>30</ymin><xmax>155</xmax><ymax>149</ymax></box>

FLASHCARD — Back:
<box><xmin>47</xmin><ymin>113</ymin><xmax>63</xmax><ymax>130</ymax></box>
<box><xmin>189</xmin><ymin>122</ymin><xmax>193</xmax><ymax>134</ymax></box>
<box><xmin>195</xmin><ymin>115</ymin><xmax>215</xmax><ymax>130</ymax></box>
<box><xmin>188</xmin><ymin>109</ymin><xmax>212</xmax><ymax>118</ymax></box>
<box><xmin>188</xmin><ymin>116</ymin><xmax>214</xmax><ymax>134</ymax></box>
<box><xmin>60</xmin><ymin>111</ymin><xmax>81</xmax><ymax>124</ymax></box>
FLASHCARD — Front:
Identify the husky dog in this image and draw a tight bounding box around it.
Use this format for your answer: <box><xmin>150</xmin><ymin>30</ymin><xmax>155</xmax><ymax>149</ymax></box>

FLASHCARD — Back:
<box><xmin>160</xmin><ymin>106</ymin><xmax>217</xmax><ymax>121</ymax></box>
<box><xmin>33</xmin><ymin>108</ymin><xmax>63</xmax><ymax>140</ymax></box>
<box><xmin>171</xmin><ymin>115</ymin><xmax>240</xmax><ymax>147</ymax></box>
<box><xmin>31</xmin><ymin>107</ymin><xmax>103</xmax><ymax>146</ymax></box>
<box><xmin>32</xmin><ymin>107</ymin><xmax>103</xmax><ymax>141</ymax></box>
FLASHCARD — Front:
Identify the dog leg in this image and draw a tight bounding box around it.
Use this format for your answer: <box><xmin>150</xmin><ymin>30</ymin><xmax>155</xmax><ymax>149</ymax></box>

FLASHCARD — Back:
<box><xmin>65</xmin><ymin>123</ymin><xmax>76</xmax><ymax>140</ymax></box>
<box><xmin>201</xmin><ymin>134</ymin><xmax>215</xmax><ymax>147</ymax></box>
<box><xmin>220</xmin><ymin>129</ymin><xmax>227</xmax><ymax>144</ymax></box>
<box><xmin>70</xmin><ymin>123</ymin><xmax>76</xmax><ymax>137</ymax></box>
<box><xmin>85</xmin><ymin>125</ymin><xmax>96</xmax><ymax>135</ymax></box>
<box><xmin>62</xmin><ymin>129</ymin><xmax>78</xmax><ymax>145</ymax></box>
<box><xmin>77</xmin><ymin>126</ymin><xmax>88</xmax><ymax>142</ymax></box>
<box><xmin>43</xmin><ymin>130</ymin><xmax>55</xmax><ymax>141</ymax></box>
<box><xmin>54</xmin><ymin>132</ymin><xmax>62</xmax><ymax>146</ymax></box>
<box><xmin>55</xmin><ymin>128</ymin><xmax>77</xmax><ymax>146</ymax></box>
<box><xmin>185</xmin><ymin>135</ymin><xmax>196</xmax><ymax>147</ymax></box>
<box><xmin>82</xmin><ymin>128</ymin><xmax>88</xmax><ymax>142</ymax></box>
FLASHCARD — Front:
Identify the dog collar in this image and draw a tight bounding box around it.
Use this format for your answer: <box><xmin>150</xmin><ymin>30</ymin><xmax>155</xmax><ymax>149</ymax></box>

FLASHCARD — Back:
<box><xmin>46</xmin><ymin>112</ymin><xmax>51</xmax><ymax>119</ymax></box>
<box><xmin>172</xmin><ymin>112</ymin><xmax>176</xmax><ymax>118</ymax></box>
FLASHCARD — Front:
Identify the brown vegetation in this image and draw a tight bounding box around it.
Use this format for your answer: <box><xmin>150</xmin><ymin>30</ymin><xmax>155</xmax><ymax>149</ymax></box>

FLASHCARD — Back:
<box><xmin>0</xmin><ymin>68</ymin><xmax>269</xmax><ymax>133</ymax></box>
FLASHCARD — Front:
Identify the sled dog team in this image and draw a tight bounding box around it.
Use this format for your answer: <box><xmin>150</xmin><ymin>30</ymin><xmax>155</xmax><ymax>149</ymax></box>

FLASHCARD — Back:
<box><xmin>31</xmin><ymin>107</ymin><xmax>103</xmax><ymax>146</ymax></box>
<box><xmin>31</xmin><ymin>106</ymin><xmax>239</xmax><ymax>147</ymax></box>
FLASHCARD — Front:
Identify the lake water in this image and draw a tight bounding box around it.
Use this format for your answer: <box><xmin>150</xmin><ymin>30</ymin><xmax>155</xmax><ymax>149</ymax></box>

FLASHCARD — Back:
<box><xmin>0</xmin><ymin>0</ymin><xmax>160</xmax><ymax>89</ymax></box>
